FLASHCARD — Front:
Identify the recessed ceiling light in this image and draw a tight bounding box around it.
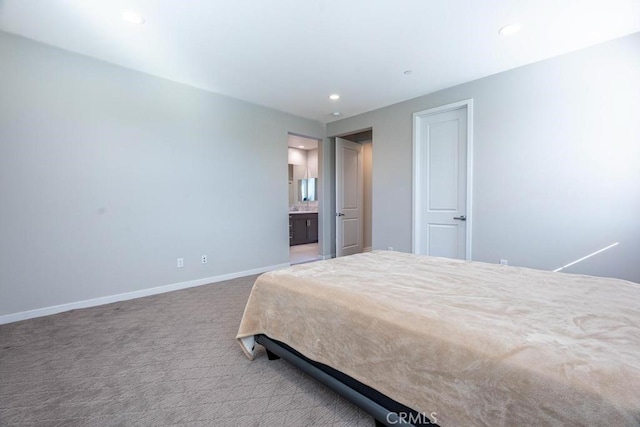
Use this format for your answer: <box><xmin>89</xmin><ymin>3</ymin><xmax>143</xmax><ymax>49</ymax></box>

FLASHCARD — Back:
<box><xmin>331</xmin><ymin>112</ymin><xmax>341</xmax><ymax>117</ymax></box>
<box><xmin>122</xmin><ymin>10</ymin><xmax>145</xmax><ymax>24</ymax></box>
<box><xmin>499</xmin><ymin>23</ymin><xmax>521</xmax><ymax>36</ymax></box>
<box><xmin>329</xmin><ymin>94</ymin><xmax>340</xmax><ymax>100</ymax></box>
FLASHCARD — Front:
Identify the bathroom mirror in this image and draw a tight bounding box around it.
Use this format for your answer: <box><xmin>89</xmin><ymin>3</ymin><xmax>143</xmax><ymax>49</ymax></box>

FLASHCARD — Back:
<box><xmin>298</xmin><ymin>178</ymin><xmax>317</xmax><ymax>201</ymax></box>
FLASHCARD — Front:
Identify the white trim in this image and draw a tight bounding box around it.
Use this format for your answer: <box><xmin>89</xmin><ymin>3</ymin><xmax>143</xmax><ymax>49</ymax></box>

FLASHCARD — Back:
<box><xmin>466</xmin><ymin>100</ymin><xmax>474</xmax><ymax>261</ymax></box>
<box><xmin>0</xmin><ymin>263</ymin><xmax>290</xmax><ymax>325</ymax></box>
<box><xmin>553</xmin><ymin>242</ymin><xmax>619</xmax><ymax>272</ymax></box>
<box><xmin>320</xmin><ymin>253</ymin><xmax>336</xmax><ymax>260</ymax></box>
<box><xmin>412</xmin><ymin>99</ymin><xmax>474</xmax><ymax>260</ymax></box>
<box><xmin>363</xmin><ymin>246</ymin><xmax>373</xmax><ymax>252</ymax></box>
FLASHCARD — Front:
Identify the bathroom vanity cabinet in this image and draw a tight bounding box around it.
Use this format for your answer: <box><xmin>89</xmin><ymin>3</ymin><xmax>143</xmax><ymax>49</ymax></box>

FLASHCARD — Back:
<box><xmin>289</xmin><ymin>212</ymin><xmax>318</xmax><ymax>246</ymax></box>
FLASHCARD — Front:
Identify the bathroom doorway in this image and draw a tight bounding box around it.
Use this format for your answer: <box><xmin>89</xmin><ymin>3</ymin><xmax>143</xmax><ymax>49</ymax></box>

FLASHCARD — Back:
<box><xmin>288</xmin><ymin>134</ymin><xmax>322</xmax><ymax>264</ymax></box>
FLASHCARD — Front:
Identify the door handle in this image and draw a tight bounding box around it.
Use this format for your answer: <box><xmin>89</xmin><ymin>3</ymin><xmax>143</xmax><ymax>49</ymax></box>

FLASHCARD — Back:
<box><xmin>453</xmin><ymin>215</ymin><xmax>466</xmax><ymax>221</ymax></box>
<box><xmin>336</xmin><ymin>212</ymin><xmax>345</xmax><ymax>217</ymax></box>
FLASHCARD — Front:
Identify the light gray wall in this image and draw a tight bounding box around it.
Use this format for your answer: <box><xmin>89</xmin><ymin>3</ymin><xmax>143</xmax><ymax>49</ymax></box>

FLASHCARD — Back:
<box><xmin>307</xmin><ymin>148</ymin><xmax>318</xmax><ymax>178</ymax></box>
<box><xmin>327</xmin><ymin>32</ymin><xmax>640</xmax><ymax>282</ymax></box>
<box><xmin>362</xmin><ymin>140</ymin><xmax>373</xmax><ymax>250</ymax></box>
<box><xmin>0</xmin><ymin>32</ymin><xmax>324</xmax><ymax>317</ymax></box>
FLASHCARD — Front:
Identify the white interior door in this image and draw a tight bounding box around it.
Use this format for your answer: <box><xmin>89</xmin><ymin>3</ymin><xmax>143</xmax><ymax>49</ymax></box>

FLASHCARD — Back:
<box><xmin>336</xmin><ymin>138</ymin><xmax>363</xmax><ymax>257</ymax></box>
<box><xmin>413</xmin><ymin>102</ymin><xmax>471</xmax><ymax>259</ymax></box>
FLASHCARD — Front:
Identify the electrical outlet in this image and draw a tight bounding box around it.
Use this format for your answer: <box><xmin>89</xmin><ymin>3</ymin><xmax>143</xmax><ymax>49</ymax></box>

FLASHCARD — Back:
<box><xmin>177</xmin><ymin>258</ymin><xmax>184</xmax><ymax>268</ymax></box>
<box><xmin>500</xmin><ymin>259</ymin><xmax>508</xmax><ymax>266</ymax></box>
<box><xmin>388</xmin><ymin>246</ymin><xmax>394</xmax><ymax>251</ymax></box>
<box><xmin>201</xmin><ymin>255</ymin><xmax>208</xmax><ymax>264</ymax></box>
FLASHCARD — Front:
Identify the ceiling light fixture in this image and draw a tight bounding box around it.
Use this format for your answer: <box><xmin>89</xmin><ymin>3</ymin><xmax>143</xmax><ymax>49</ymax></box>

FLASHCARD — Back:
<box><xmin>329</xmin><ymin>94</ymin><xmax>340</xmax><ymax>100</ymax></box>
<box><xmin>499</xmin><ymin>23</ymin><xmax>521</xmax><ymax>36</ymax></box>
<box><xmin>298</xmin><ymin>145</ymin><xmax>305</xmax><ymax>148</ymax></box>
<box><xmin>122</xmin><ymin>9</ymin><xmax>145</xmax><ymax>24</ymax></box>
<box><xmin>331</xmin><ymin>112</ymin><xmax>341</xmax><ymax>117</ymax></box>
<box><xmin>404</xmin><ymin>70</ymin><xmax>413</xmax><ymax>75</ymax></box>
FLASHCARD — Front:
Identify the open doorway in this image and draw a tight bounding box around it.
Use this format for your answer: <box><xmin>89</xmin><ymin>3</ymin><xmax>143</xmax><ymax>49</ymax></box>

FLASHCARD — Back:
<box><xmin>288</xmin><ymin>134</ymin><xmax>322</xmax><ymax>265</ymax></box>
<box><xmin>333</xmin><ymin>129</ymin><xmax>373</xmax><ymax>257</ymax></box>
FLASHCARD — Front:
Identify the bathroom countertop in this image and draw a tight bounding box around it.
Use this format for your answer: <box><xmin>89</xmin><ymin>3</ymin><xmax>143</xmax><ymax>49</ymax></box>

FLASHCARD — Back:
<box><xmin>288</xmin><ymin>211</ymin><xmax>318</xmax><ymax>215</ymax></box>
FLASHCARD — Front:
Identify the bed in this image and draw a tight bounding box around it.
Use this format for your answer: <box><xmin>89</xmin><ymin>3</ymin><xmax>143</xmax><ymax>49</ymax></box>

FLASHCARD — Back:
<box><xmin>236</xmin><ymin>251</ymin><xmax>640</xmax><ymax>426</ymax></box>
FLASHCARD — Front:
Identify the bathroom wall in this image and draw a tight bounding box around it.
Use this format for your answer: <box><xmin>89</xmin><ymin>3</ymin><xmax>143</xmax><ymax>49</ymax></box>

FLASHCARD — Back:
<box><xmin>288</xmin><ymin>147</ymin><xmax>319</xmax><ymax>211</ymax></box>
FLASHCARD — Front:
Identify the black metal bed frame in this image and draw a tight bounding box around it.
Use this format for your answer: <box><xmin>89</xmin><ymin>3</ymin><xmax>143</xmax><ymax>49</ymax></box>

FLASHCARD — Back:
<box><xmin>255</xmin><ymin>334</ymin><xmax>438</xmax><ymax>427</ymax></box>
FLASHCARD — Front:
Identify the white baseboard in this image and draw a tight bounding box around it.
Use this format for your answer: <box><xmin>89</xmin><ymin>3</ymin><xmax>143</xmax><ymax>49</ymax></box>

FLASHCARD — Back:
<box><xmin>364</xmin><ymin>246</ymin><xmax>373</xmax><ymax>252</ymax></box>
<box><xmin>320</xmin><ymin>253</ymin><xmax>336</xmax><ymax>260</ymax></box>
<box><xmin>0</xmin><ymin>262</ymin><xmax>290</xmax><ymax>325</ymax></box>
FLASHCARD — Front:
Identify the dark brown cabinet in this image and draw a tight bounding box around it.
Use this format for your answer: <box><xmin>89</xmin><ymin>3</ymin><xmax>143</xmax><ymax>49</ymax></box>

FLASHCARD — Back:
<box><xmin>289</xmin><ymin>213</ymin><xmax>318</xmax><ymax>246</ymax></box>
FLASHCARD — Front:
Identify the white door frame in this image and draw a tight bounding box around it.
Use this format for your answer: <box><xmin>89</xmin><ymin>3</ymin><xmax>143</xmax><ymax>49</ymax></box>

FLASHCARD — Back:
<box><xmin>412</xmin><ymin>99</ymin><xmax>474</xmax><ymax>260</ymax></box>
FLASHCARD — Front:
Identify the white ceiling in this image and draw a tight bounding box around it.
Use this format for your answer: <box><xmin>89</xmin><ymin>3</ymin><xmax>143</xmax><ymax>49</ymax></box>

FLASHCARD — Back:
<box><xmin>1</xmin><ymin>0</ymin><xmax>639</xmax><ymax>123</ymax></box>
<box><xmin>288</xmin><ymin>135</ymin><xmax>319</xmax><ymax>151</ymax></box>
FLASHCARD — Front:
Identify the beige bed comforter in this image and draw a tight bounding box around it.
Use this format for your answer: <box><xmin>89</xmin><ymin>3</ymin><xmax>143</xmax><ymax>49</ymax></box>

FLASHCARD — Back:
<box><xmin>236</xmin><ymin>251</ymin><xmax>640</xmax><ymax>426</ymax></box>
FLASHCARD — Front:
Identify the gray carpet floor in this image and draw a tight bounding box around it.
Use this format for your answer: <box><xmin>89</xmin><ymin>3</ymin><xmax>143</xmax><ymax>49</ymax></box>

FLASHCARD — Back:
<box><xmin>0</xmin><ymin>275</ymin><xmax>372</xmax><ymax>426</ymax></box>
